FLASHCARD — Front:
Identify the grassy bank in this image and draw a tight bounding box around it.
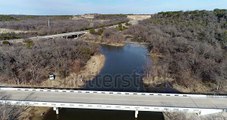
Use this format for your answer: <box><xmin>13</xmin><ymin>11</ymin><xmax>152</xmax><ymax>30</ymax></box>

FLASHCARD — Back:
<box><xmin>41</xmin><ymin>54</ymin><xmax>105</xmax><ymax>88</ymax></box>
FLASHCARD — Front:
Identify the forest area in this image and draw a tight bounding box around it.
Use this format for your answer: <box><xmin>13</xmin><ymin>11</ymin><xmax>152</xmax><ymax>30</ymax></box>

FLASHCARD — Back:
<box><xmin>0</xmin><ymin>39</ymin><xmax>99</xmax><ymax>85</ymax></box>
<box><xmin>126</xmin><ymin>9</ymin><xmax>227</xmax><ymax>93</ymax></box>
<box><xmin>0</xmin><ymin>14</ymin><xmax>129</xmax><ymax>119</ymax></box>
<box><xmin>0</xmin><ymin>14</ymin><xmax>129</xmax><ymax>40</ymax></box>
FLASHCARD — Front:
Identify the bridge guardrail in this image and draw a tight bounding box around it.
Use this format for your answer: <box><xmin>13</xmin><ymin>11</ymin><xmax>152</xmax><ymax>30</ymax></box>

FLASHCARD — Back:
<box><xmin>1</xmin><ymin>87</ymin><xmax>226</xmax><ymax>98</ymax></box>
<box><xmin>0</xmin><ymin>99</ymin><xmax>224</xmax><ymax>116</ymax></box>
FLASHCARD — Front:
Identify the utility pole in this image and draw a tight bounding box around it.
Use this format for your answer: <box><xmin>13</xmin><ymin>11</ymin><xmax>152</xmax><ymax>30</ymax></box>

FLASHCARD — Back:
<box><xmin>48</xmin><ymin>18</ymin><xmax>51</xmax><ymax>29</ymax></box>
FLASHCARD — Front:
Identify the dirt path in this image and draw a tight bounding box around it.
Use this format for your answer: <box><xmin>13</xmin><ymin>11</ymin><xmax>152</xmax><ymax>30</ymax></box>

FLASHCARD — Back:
<box><xmin>0</xmin><ymin>28</ymin><xmax>29</xmax><ymax>34</ymax></box>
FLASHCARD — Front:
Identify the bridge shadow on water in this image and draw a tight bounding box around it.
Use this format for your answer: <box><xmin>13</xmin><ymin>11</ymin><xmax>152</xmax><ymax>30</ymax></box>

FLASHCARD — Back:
<box><xmin>44</xmin><ymin>109</ymin><xmax>165</xmax><ymax>120</ymax></box>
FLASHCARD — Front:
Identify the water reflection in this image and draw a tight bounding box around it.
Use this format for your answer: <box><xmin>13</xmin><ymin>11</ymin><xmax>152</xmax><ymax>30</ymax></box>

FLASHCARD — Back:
<box><xmin>85</xmin><ymin>44</ymin><xmax>150</xmax><ymax>91</ymax></box>
<box><xmin>44</xmin><ymin>109</ymin><xmax>164</xmax><ymax>120</ymax></box>
<box><xmin>43</xmin><ymin>43</ymin><xmax>164</xmax><ymax>120</ymax></box>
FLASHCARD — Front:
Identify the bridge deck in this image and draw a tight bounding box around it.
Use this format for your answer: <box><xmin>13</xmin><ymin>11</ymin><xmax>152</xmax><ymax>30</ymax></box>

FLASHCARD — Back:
<box><xmin>0</xmin><ymin>89</ymin><xmax>226</xmax><ymax>109</ymax></box>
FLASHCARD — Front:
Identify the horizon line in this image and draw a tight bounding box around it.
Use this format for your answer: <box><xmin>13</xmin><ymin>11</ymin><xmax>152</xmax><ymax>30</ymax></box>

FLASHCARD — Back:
<box><xmin>1</xmin><ymin>8</ymin><xmax>225</xmax><ymax>16</ymax></box>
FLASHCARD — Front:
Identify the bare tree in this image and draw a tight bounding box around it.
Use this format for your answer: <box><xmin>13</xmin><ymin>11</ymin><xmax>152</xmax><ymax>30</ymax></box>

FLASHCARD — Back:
<box><xmin>127</xmin><ymin>10</ymin><xmax>227</xmax><ymax>92</ymax></box>
<box><xmin>0</xmin><ymin>39</ymin><xmax>99</xmax><ymax>84</ymax></box>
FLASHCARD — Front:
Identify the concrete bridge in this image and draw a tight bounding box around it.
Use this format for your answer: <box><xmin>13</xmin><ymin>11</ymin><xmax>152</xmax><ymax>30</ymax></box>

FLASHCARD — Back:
<box><xmin>1</xmin><ymin>31</ymin><xmax>87</xmax><ymax>44</ymax></box>
<box><xmin>0</xmin><ymin>87</ymin><xmax>226</xmax><ymax>118</ymax></box>
<box><xmin>35</xmin><ymin>31</ymin><xmax>87</xmax><ymax>39</ymax></box>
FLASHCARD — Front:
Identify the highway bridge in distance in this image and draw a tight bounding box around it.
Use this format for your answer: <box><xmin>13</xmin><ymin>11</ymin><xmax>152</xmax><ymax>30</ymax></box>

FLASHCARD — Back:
<box><xmin>0</xmin><ymin>87</ymin><xmax>226</xmax><ymax>118</ymax></box>
<box><xmin>2</xmin><ymin>31</ymin><xmax>87</xmax><ymax>44</ymax></box>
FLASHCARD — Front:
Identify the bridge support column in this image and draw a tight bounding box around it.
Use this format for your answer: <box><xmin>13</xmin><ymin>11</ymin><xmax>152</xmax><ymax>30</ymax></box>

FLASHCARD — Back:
<box><xmin>135</xmin><ymin>110</ymin><xmax>139</xmax><ymax>119</ymax></box>
<box><xmin>199</xmin><ymin>109</ymin><xmax>223</xmax><ymax>116</ymax></box>
<box><xmin>53</xmin><ymin>107</ymin><xmax>59</xmax><ymax>115</ymax></box>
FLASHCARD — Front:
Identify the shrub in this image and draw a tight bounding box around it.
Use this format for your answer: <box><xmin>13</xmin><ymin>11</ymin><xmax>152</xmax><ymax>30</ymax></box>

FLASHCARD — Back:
<box><xmin>89</xmin><ymin>28</ymin><xmax>104</xmax><ymax>36</ymax></box>
<box><xmin>0</xmin><ymin>15</ymin><xmax>17</xmax><ymax>21</ymax></box>
<box><xmin>96</xmin><ymin>28</ymin><xmax>104</xmax><ymax>35</ymax></box>
<box><xmin>23</xmin><ymin>39</ymin><xmax>34</xmax><ymax>48</ymax></box>
<box><xmin>2</xmin><ymin>40</ymin><xmax>11</xmax><ymax>45</ymax></box>
<box><xmin>103</xmin><ymin>28</ymin><xmax>124</xmax><ymax>43</ymax></box>
<box><xmin>0</xmin><ymin>33</ymin><xmax>21</xmax><ymax>40</ymax></box>
<box><xmin>89</xmin><ymin>29</ymin><xmax>96</xmax><ymax>34</ymax></box>
<box><xmin>125</xmin><ymin>22</ymin><xmax>132</xmax><ymax>26</ymax></box>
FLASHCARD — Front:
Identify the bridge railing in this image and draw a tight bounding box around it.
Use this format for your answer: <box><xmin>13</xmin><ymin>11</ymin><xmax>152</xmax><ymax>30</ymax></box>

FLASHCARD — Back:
<box><xmin>1</xmin><ymin>87</ymin><xmax>227</xmax><ymax>98</ymax></box>
<box><xmin>0</xmin><ymin>99</ymin><xmax>224</xmax><ymax>116</ymax></box>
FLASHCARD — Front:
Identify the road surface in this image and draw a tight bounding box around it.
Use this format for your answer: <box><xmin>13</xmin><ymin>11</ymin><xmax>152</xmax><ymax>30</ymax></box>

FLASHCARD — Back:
<box><xmin>0</xmin><ymin>88</ymin><xmax>226</xmax><ymax>109</ymax></box>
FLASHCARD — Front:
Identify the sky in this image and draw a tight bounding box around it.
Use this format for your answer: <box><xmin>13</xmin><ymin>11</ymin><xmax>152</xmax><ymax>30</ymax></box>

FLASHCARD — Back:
<box><xmin>0</xmin><ymin>0</ymin><xmax>227</xmax><ymax>15</ymax></box>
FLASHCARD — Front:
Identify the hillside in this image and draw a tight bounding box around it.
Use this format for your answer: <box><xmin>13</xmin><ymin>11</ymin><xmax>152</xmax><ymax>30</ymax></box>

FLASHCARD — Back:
<box><xmin>126</xmin><ymin>9</ymin><xmax>227</xmax><ymax>93</ymax></box>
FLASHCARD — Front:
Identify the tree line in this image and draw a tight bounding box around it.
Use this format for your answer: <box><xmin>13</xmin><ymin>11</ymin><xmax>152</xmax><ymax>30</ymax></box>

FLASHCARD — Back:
<box><xmin>0</xmin><ymin>39</ymin><xmax>99</xmax><ymax>85</ymax></box>
<box><xmin>126</xmin><ymin>9</ymin><xmax>227</xmax><ymax>92</ymax></box>
<box><xmin>0</xmin><ymin>15</ymin><xmax>129</xmax><ymax>39</ymax></box>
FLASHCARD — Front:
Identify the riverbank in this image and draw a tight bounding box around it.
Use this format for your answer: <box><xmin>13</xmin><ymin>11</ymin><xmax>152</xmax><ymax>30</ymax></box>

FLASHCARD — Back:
<box><xmin>163</xmin><ymin>112</ymin><xmax>227</xmax><ymax>120</ymax></box>
<box><xmin>0</xmin><ymin>54</ymin><xmax>105</xmax><ymax>88</ymax></box>
<box><xmin>82</xmin><ymin>39</ymin><xmax>125</xmax><ymax>47</ymax></box>
<box><xmin>143</xmin><ymin>50</ymin><xmax>227</xmax><ymax>94</ymax></box>
<box><xmin>143</xmin><ymin>75</ymin><xmax>213</xmax><ymax>93</ymax></box>
<box><xmin>41</xmin><ymin>54</ymin><xmax>105</xmax><ymax>88</ymax></box>
<box><xmin>81</xmin><ymin>33</ymin><xmax>125</xmax><ymax>47</ymax></box>
<box><xmin>143</xmin><ymin>51</ymin><xmax>227</xmax><ymax>120</ymax></box>
<box><xmin>4</xmin><ymin>54</ymin><xmax>105</xmax><ymax>120</ymax></box>
<box><xmin>82</xmin><ymin>38</ymin><xmax>149</xmax><ymax>47</ymax></box>
<box><xmin>19</xmin><ymin>107</ymin><xmax>50</xmax><ymax>120</ymax></box>
<box><xmin>143</xmin><ymin>68</ymin><xmax>226</xmax><ymax>93</ymax></box>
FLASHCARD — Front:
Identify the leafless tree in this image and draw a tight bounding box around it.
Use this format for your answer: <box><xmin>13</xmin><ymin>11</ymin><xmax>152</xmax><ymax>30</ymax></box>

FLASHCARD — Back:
<box><xmin>0</xmin><ymin>39</ymin><xmax>99</xmax><ymax>84</ymax></box>
<box><xmin>127</xmin><ymin>10</ymin><xmax>227</xmax><ymax>92</ymax></box>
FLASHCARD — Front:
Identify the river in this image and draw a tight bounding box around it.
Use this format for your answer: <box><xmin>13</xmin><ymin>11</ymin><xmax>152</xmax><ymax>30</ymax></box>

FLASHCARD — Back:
<box><xmin>43</xmin><ymin>43</ymin><xmax>164</xmax><ymax>120</ymax></box>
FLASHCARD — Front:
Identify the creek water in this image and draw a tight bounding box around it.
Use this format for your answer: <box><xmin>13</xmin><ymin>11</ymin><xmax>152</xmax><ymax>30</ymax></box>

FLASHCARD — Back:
<box><xmin>43</xmin><ymin>43</ymin><xmax>164</xmax><ymax>120</ymax></box>
<box><xmin>84</xmin><ymin>43</ymin><xmax>150</xmax><ymax>91</ymax></box>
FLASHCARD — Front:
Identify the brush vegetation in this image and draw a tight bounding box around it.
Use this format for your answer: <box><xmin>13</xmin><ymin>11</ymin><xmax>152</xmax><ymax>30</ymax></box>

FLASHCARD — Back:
<box><xmin>126</xmin><ymin>9</ymin><xmax>227</xmax><ymax>93</ymax></box>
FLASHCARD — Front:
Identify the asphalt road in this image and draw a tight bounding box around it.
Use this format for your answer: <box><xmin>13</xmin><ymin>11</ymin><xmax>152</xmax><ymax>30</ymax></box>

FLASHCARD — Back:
<box><xmin>0</xmin><ymin>89</ymin><xmax>227</xmax><ymax>109</ymax></box>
